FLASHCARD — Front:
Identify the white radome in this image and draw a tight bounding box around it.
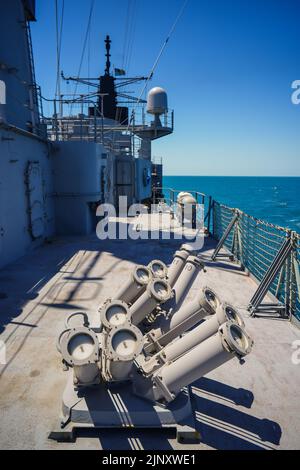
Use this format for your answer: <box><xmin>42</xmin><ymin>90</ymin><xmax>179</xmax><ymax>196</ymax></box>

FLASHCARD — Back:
<box><xmin>147</xmin><ymin>87</ymin><xmax>168</xmax><ymax>115</ymax></box>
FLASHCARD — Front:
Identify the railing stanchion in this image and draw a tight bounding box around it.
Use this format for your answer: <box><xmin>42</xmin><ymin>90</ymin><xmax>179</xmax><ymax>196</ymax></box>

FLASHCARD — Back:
<box><xmin>204</xmin><ymin>195</ymin><xmax>213</xmax><ymax>234</ymax></box>
<box><xmin>248</xmin><ymin>233</ymin><xmax>295</xmax><ymax>317</ymax></box>
<box><xmin>211</xmin><ymin>210</ymin><xmax>239</xmax><ymax>261</ymax></box>
<box><xmin>130</xmin><ymin>186</ymin><xmax>300</xmax><ymax>323</ymax></box>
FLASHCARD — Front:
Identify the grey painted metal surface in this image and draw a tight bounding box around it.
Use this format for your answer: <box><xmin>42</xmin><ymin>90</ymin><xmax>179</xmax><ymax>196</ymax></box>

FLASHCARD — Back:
<box><xmin>135</xmin><ymin>158</ymin><xmax>152</xmax><ymax>200</ymax></box>
<box><xmin>144</xmin><ymin>287</ymin><xmax>220</xmax><ymax>354</ymax></box>
<box><xmin>130</xmin><ymin>279</ymin><xmax>172</xmax><ymax>325</ymax></box>
<box><xmin>248</xmin><ymin>234</ymin><xmax>295</xmax><ymax>315</ymax></box>
<box><xmin>168</xmin><ymin>287</ymin><xmax>218</xmax><ymax>331</ymax></box>
<box><xmin>52</xmin><ymin>373</ymin><xmax>196</xmax><ymax>444</ymax></box>
<box><xmin>170</xmin><ymin>255</ymin><xmax>204</xmax><ymax>308</ymax></box>
<box><xmin>0</xmin><ymin>1</ymin><xmax>39</xmax><ymax>131</ymax></box>
<box><xmin>152</xmin><ymin>305</ymin><xmax>245</xmax><ymax>365</ymax></box>
<box><xmin>114</xmin><ymin>265</ymin><xmax>152</xmax><ymax>304</ymax></box>
<box><xmin>52</xmin><ymin>141</ymin><xmax>104</xmax><ymax>235</ymax></box>
<box><xmin>212</xmin><ymin>200</ymin><xmax>300</xmax><ymax>323</ymax></box>
<box><xmin>167</xmin><ymin>248</ymin><xmax>190</xmax><ymax>287</ymax></box>
<box><xmin>211</xmin><ymin>211</ymin><xmax>239</xmax><ymax>261</ymax></box>
<box><xmin>59</xmin><ymin>327</ymin><xmax>100</xmax><ymax>387</ymax></box>
<box><xmin>100</xmin><ymin>300</ymin><xmax>131</xmax><ymax>330</ymax></box>
<box><xmin>50</xmin><ymin>239</ymin><xmax>254</xmax><ymax>441</ymax></box>
<box><xmin>0</xmin><ymin>230</ymin><xmax>300</xmax><ymax>449</ymax></box>
<box><xmin>0</xmin><ymin>1</ymin><xmax>174</xmax><ymax>270</ymax></box>
<box><xmin>0</xmin><ymin>125</ymin><xmax>55</xmax><ymax>269</ymax></box>
<box><xmin>104</xmin><ymin>322</ymin><xmax>143</xmax><ymax>381</ymax></box>
<box><xmin>25</xmin><ymin>161</ymin><xmax>45</xmax><ymax>239</ymax></box>
<box><xmin>153</xmin><ymin>323</ymin><xmax>253</xmax><ymax>403</ymax></box>
<box><xmin>148</xmin><ymin>259</ymin><xmax>168</xmax><ymax>280</ymax></box>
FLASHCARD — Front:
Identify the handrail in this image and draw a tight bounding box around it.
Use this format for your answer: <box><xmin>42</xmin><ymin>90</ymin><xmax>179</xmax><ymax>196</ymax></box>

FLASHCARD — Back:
<box><xmin>152</xmin><ymin>186</ymin><xmax>300</xmax><ymax>323</ymax></box>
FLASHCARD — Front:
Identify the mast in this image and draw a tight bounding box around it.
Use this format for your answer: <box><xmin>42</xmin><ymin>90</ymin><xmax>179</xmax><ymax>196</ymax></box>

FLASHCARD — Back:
<box><xmin>98</xmin><ymin>35</ymin><xmax>128</xmax><ymax>124</ymax></box>
<box><xmin>104</xmin><ymin>35</ymin><xmax>111</xmax><ymax>76</ymax></box>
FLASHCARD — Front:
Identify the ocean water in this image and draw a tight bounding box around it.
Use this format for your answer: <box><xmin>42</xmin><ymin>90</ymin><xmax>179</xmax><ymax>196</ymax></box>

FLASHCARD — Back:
<box><xmin>163</xmin><ymin>176</ymin><xmax>300</xmax><ymax>233</ymax></box>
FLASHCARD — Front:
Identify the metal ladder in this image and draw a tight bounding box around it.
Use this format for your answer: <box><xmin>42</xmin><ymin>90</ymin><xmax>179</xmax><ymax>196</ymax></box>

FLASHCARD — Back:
<box><xmin>25</xmin><ymin>21</ymin><xmax>40</xmax><ymax>120</ymax></box>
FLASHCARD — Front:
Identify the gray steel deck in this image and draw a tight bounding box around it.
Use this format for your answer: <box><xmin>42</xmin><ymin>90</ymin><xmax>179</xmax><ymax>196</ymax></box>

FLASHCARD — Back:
<box><xmin>0</xmin><ymin>220</ymin><xmax>299</xmax><ymax>450</ymax></box>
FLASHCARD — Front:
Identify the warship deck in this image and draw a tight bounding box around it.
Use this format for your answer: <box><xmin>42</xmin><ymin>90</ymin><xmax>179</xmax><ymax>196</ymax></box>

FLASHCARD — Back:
<box><xmin>0</xmin><ymin>215</ymin><xmax>299</xmax><ymax>450</ymax></box>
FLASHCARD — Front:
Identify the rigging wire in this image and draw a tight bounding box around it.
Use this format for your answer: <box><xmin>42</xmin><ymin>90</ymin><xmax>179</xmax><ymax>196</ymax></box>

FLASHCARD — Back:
<box><xmin>124</xmin><ymin>0</ymin><xmax>136</xmax><ymax>74</ymax></box>
<box><xmin>122</xmin><ymin>0</ymin><xmax>131</xmax><ymax>70</ymax></box>
<box><xmin>87</xmin><ymin>12</ymin><xmax>92</xmax><ymax>97</ymax></box>
<box><xmin>55</xmin><ymin>0</ymin><xmax>65</xmax><ymax>102</ymax></box>
<box><xmin>70</xmin><ymin>0</ymin><xmax>95</xmax><ymax>116</ymax></box>
<box><xmin>125</xmin><ymin>0</ymin><xmax>138</xmax><ymax>76</ymax></box>
<box><xmin>123</xmin><ymin>0</ymin><xmax>132</xmax><ymax>72</ymax></box>
<box><xmin>127</xmin><ymin>0</ymin><xmax>189</xmax><ymax>130</ymax></box>
<box><xmin>110</xmin><ymin>0</ymin><xmax>137</xmax><ymax>149</ymax></box>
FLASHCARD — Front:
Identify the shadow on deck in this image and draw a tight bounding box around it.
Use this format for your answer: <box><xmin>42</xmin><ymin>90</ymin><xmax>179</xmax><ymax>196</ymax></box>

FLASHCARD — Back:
<box><xmin>192</xmin><ymin>378</ymin><xmax>281</xmax><ymax>450</ymax></box>
<box><xmin>0</xmin><ymin>221</ymin><xmax>288</xmax><ymax>450</ymax></box>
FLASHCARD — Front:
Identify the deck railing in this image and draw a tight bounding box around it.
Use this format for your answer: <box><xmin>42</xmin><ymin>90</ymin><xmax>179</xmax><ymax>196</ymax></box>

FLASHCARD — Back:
<box><xmin>154</xmin><ymin>187</ymin><xmax>300</xmax><ymax>325</ymax></box>
<box><xmin>212</xmin><ymin>201</ymin><xmax>300</xmax><ymax>323</ymax></box>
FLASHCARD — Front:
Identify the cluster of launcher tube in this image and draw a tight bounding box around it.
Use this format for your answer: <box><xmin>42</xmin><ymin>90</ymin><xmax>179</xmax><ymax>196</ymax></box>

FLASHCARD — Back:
<box><xmin>57</xmin><ymin>245</ymin><xmax>254</xmax><ymax>405</ymax></box>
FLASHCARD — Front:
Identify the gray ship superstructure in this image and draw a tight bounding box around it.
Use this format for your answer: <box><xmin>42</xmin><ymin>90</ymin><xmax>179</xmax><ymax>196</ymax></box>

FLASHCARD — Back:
<box><xmin>0</xmin><ymin>0</ymin><xmax>172</xmax><ymax>269</ymax></box>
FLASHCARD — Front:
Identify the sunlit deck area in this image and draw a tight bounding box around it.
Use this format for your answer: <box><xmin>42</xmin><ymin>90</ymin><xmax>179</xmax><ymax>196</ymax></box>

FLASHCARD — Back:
<box><xmin>0</xmin><ymin>214</ymin><xmax>299</xmax><ymax>450</ymax></box>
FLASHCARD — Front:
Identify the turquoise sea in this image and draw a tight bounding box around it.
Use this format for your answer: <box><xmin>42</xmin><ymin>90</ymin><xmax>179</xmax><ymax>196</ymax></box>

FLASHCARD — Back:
<box><xmin>163</xmin><ymin>176</ymin><xmax>300</xmax><ymax>233</ymax></box>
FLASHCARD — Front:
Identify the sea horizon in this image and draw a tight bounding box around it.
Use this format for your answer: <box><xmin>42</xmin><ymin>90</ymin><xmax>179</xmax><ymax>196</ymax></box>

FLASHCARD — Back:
<box><xmin>163</xmin><ymin>175</ymin><xmax>300</xmax><ymax>233</ymax></box>
<box><xmin>164</xmin><ymin>175</ymin><xmax>300</xmax><ymax>178</ymax></box>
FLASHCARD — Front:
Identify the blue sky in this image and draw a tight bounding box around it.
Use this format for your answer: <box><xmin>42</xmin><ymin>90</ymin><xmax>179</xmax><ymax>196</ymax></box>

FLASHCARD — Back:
<box><xmin>31</xmin><ymin>0</ymin><xmax>300</xmax><ymax>176</ymax></box>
